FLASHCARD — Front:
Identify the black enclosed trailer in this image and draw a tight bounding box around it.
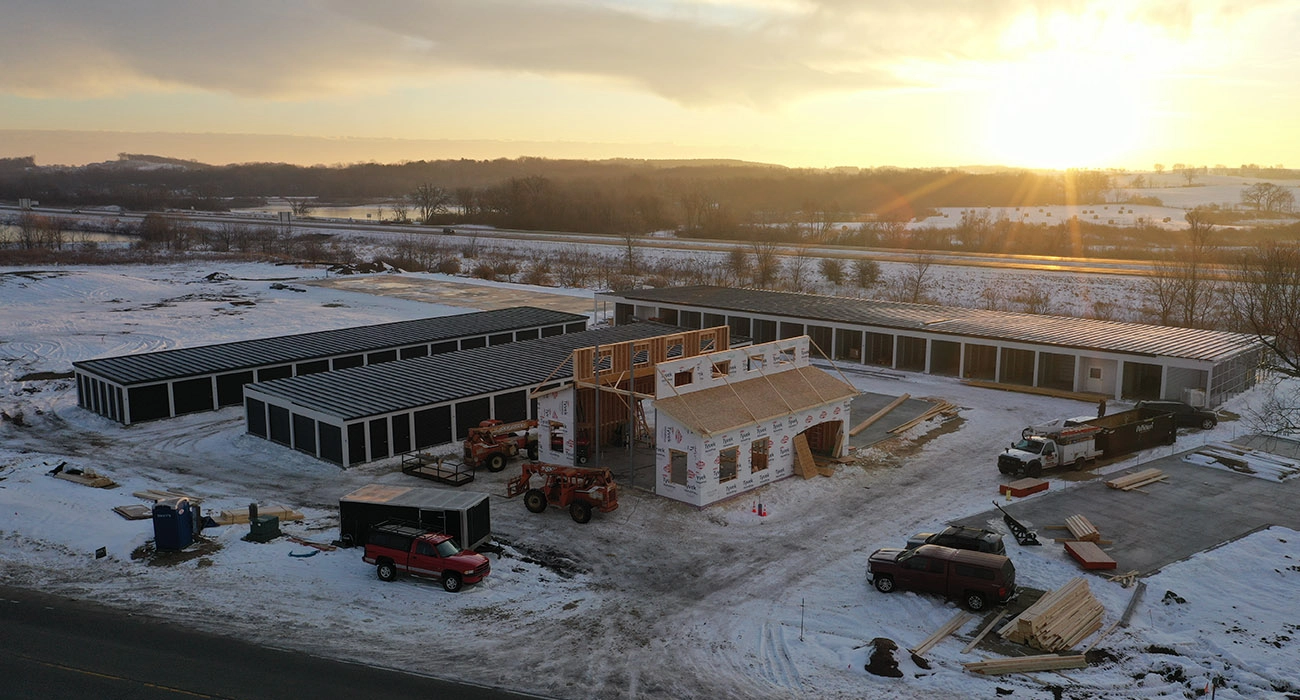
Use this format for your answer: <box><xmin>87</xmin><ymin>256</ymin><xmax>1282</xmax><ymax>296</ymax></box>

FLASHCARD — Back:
<box><xmin>339</xmin><ymin>484</ymin><xmax>491</xmax><ymax>550</ymax></box>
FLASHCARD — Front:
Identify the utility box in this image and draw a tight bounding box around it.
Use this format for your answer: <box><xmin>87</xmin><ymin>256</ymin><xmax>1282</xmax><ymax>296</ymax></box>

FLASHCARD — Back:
<box><xmin>152</xmin><ymin>498</ymin><xmax>194</xmax><ymax>551</ymax></box>
<box><xmin>339</xmin><ymin>484</ymin><xmax>491</xmax><ymax>550</ymax></box>
<box><xmin>248</xmin><ymin>515</ymin><xmax>281</xmax><ymax>543</ymax></box>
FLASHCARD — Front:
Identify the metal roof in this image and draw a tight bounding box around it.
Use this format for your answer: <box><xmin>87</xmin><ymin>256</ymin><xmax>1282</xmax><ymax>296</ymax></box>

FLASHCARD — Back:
<box><xmin>245</xmin><ymin>323</ymin><xmax>685</xmax><ymax>421</ymax></box>
<box><xmin>73</xmin><ymin>306</ymin><xmax>586</xmax><ymax>385</ymax></box>
<box><xmin>605</xmin><ymin>286</ymin><xmax>1261</xmax><ymax>363</ymax></box>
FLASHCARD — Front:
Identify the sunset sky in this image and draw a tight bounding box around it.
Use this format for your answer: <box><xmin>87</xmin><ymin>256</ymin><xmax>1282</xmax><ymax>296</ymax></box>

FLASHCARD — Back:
<box><xmin>2</xmin><ymin>0</ymin><xmax>1297</xmax><ymax>170</ymax></box>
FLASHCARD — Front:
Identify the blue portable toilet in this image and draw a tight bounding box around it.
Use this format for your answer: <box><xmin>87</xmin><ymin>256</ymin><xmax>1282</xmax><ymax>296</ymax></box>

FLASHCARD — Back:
<box><xmin>153</xmin><ymin>497</ymin><xmax>194</xmax><ymax>551</ymax></box>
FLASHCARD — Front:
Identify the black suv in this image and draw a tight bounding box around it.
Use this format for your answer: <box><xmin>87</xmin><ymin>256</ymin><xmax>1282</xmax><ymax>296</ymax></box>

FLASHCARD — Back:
<box><xmin>1137</xmin><ymin>400</ymin><xmax>1218</xmax><ymax>430</ymax></box>
<box><xmin>905</xmin><ymin>526</ymin><xmax>1006</xmax><ymax>556</ymax></box>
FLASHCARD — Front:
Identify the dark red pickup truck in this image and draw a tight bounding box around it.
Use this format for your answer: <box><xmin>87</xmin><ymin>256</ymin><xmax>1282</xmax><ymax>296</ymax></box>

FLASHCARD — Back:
<box><xmin>363</xmin><ymin>522</ymin><xmax>490</xmax><ymax>592</ymax></box>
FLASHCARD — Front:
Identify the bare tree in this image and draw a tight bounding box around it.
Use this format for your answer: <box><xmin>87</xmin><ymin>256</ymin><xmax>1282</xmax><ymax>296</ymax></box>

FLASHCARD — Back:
<box><xmin>621</xmin><ymin>231</ymin><xmax>641</xmax><ymax>275</ymax></box>
<box><xmin>1176</xmin><ymin>209</ymin><xmax>1218</xmax><ymax>327</ymax></box>
<box><xmin>1227</xmin><ymin>242</ymin><xmax>1300</xmax><ymax>377</ymax></box>
<box><xmin>725</xmin><ymin>248</ymin><xmax>750</xmax><ymax>287</ymax></box>
<box><xmin>895</xmin><ymin>252</ymin><xmax>935</xmax><ymax>304</ymax></box>
<box><xmin>784</xmin><ymin>245</ymin><xmax>813</xmax><ymax>292</ymax></box>
<box><xmin>412</xmin><ymin>183</ymin><xmax>450</xmax><ymax>224</ymax></box>
<box><xmin>1143</xmin><ymin>261</ymin><xmax>1182</xmax><ymax>325</ymax></box>
<box><xmin>750</xmin><ymin>240</ymin><xmax>781</xmax><ymax>289</ymax></box>
<box><xmin>289</xmin><ymin>198</ymin><xmax>314</xmax><ymax>217</ymax></box>
<box><xmin>389</xmin><ymin>202</ymin><xmax>410</xmax><ymax>224</ymax></box>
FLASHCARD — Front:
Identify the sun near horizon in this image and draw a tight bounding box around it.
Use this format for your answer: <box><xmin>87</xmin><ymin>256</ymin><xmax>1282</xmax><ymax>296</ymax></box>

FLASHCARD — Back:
<box><xmin>0</xmin><ymin>2</ymin><xmax>1296</xmax><ymax>171</ymax></box>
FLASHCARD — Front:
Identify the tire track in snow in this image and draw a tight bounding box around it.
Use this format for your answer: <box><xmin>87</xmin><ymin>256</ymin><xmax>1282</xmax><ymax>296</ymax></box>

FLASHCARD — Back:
<box><xmin>758</xmin><ymin>621</ymin><xmax>803</xmax><ymax>692</ymax></box>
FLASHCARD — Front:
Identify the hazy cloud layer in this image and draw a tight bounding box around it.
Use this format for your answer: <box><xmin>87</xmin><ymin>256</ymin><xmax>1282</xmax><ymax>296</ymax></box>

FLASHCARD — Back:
<box><xmin>0</xmin><ymin>0</ymin><xmax>1282</xmax><ymax>106</ymax></box>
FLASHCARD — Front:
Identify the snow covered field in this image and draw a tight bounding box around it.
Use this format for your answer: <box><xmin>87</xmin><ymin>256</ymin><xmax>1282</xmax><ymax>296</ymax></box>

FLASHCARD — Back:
<box><xmin>2</xmin><ymin>263</ymin><xmax>1299</xmax><ymax>699</ymax></box>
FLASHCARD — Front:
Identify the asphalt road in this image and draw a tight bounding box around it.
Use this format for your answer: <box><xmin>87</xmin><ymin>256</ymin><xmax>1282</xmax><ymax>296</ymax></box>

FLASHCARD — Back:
<box><xmin>0</xmin><ymin>585</ymin><xmax>544</xmax><ymax>700</ymax></box>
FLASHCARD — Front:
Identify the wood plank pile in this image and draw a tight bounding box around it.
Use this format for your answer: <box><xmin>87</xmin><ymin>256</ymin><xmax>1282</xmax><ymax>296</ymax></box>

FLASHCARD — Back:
<box><xmin>1183</xmin><ymin>442</ymin><xmax>1300</xmax><ymax>482</ymax></box>
<box><xmin>1106</xmin><ymin>570</ymin><xmax>1140</xmax><ymax>588</ymax></box>
<box><xmin>998</xmin><ymin>577</ymin><xmax>1105</xmax><ymax>652</ymax></box>
<box><xmin>1105</xmin><ymin>468</ymin><xmax>1167</xmax><ymax>491</ymax></box>
<box><xmin>887</xmin><ymin>400</ymin><xmax>958</xmax><ymax>435</ymax></box>
<box><xmin>133</xmin><ymin>488</ymin><xmax>203</xmax><ymax>503</ymax></box>
<box><xmin>1064</xmin><ymin>540</ymin><xmax>1117</xmax><ymax>570</ymax></box>
<box><xmin>909</xmin><ymin>610</ymin><xmax>974</xmax><ymax>658</ymax></box>
<box><xmin>54</xmin><ymin>469</ymin><xmax>117</xmax><ymax>488</ymax></box>
<box><xmin>1064</xmin><ymin>514</ymin><xmax>1101</xmax><ymax>542</ymax></box>
<box><xmin>962</xmin><ymin>653</ymin><xmax>1088</xmax><ymax>676</ymax></box>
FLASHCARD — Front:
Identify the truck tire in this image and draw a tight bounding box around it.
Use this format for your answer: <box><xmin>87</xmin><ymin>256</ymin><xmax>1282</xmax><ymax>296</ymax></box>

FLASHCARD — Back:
<box><xmin>486</xmin><ymin>453</ymin><xmax>506</xmax><ymax>472</ymax></box>
<box><xmin>963</xmin><ymin>591</ymin><xmax>987</xmax><ymax>611</ymax></box>
<box><xmin>1201</xmin><ymin>417</ymin><xmax>1216</xmax><ymax>430</ymax></box>
<box><xmin>1071</xmin><ymin>457</ymin><xmax>1085</xmax><ymax>471</ymax></box>
<box><xmin>569</xmin><ymin>501</ymin><xmax>593</xmax><ymax>524</ymax></box>
<box><xmin>376</xmin><ymin>560</ymin><xmax>397</xmax><ymax>582</ymax></box>
<box><xmin>873</xmin><ymin>575</ymin><xmax>895</xmax><ymax>593</ymax></box>
<box><xmin>442</xmin><ymin>572</ymin><xmax>462</xmax><ymax>593</ymax></box>
<box><xmin>1027</xmin><ymin>461</ymin><xmax>1042</xmax><ymax>478</ymax></box>
<box><xmin>524</xmin><ymin>489</ymin><xmax>547</xmax><ymax>513</ymax></box>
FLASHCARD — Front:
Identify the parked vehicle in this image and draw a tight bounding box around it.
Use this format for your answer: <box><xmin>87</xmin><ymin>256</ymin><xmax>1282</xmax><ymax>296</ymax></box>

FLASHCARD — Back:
<box><xmin>464</xmin><ymin>419</ymin><xmax>538</xmax><ymax>472</ymax></box>
<box><xmin>1136</xmin><ymin>400</ymin><xmax>1218</xmax><ymax>430</ymax></box>
<box><xmin>867</xmin><ymin>544</ymin><xmax>1017</xmax><ymax>611</ymax></box>
<box><xmin>506</xmin><ymin>462</ymin><xmax>618</xmax><ymax>523</ymax></box>
<box><xmin>999</xmin><ymin>407</ymin><xmax>1176</xmax><ymax>478</ymax></box>
<box><xmin>362</xmin><ymin>521</ymin><xmax>490</xmax><ymax>592</ymax></box>
<box><xmin>906</xmin><ymin>526</ymin><xmax>1006</xmax><ymax>556</ymax></box>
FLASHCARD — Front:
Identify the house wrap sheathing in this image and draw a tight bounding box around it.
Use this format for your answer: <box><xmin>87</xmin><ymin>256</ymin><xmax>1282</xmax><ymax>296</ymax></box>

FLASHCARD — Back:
<box><xmin>651</xmin><ymin>336</ymin><xmax>856</xmax><ymax>506</ymax></box>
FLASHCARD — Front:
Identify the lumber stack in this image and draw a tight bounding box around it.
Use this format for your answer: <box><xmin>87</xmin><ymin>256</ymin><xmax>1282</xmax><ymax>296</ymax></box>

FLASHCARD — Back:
<box><xmin>998</xmin><ymin>577</ymin><xmax>1105</xmax><ymax>652</ymax></box>
<box><xmin>1064</xmin><ymin>514</ymin><xmax>1101</xmax><ymax>542</ymax></box>
<box><xmin>133</xmin><ymin>488</ymin><xmax>203</xmax><ymax>503</ymax></box>
<box><xmin>887</xmin><ymin>400</ymin><xmax>958</xmax><ymax>435</ymax></box>
<box><xmin>54</xmin><ymin>469</ymin><xmax>116</xmax><ymax>488</ymax></box>
<box><xmin>963</xmin><ymin>653</ymin><xmax>1088</xmax><ymax>675</ymax></box>
<box><xmin>1105</xmin><ymin>468</ymin><xmax>1167</xmax><ymax>491</ymax></box>
<box><xmin>1183</xmin><ymin>442</ymin><xmax>1300</xmax><ymax>482</ymax></box>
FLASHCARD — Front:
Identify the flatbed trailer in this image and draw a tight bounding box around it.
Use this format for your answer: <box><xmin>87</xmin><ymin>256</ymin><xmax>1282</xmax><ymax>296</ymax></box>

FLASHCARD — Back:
<box><xmin>400</xmin><ymin>451</ymin><xmax>475</xmax><ymax>486</ymax></box>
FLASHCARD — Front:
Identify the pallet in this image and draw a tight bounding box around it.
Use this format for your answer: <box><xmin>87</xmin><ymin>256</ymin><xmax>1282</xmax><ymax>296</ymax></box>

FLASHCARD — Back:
<box><xmin>963</xmin><ymin>653</ymin><xmax>1089</xmax><ymax>675</ymax></box>
<box><xmin>1000</xmin><ymin>478</ymin><xmax>1049</xmax><ymax>498</ymax></box>
<box><xmin>112</xmin><ymin>504</ymin><xmax>153</xmax><ymax>520</ymax></box>
<box><xmin>1064</xmin><ymin>540</ymin><xmax>1117</xmax><ymax>570</ymax></box>
<box><xmin>1105</xmin><ymin>468</ymin><xmax>1167</xmax><ymax>491</ymax></box>
<box><xmin>1064</xmin><ymin>514</ymin><xmax>1101</xmax><ymax>542</ymax></box>
<box><xmin>54</xmin><ymin>471</ymin><xmax>116</xmax><ymax>488</ymax></box>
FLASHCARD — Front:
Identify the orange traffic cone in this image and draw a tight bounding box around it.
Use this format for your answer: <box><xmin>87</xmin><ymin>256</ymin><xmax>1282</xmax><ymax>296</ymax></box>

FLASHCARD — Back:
<box><xmin>752</xmin><ymin>501</ymin><xmax>757</xmax><ymax>514</ymax></box>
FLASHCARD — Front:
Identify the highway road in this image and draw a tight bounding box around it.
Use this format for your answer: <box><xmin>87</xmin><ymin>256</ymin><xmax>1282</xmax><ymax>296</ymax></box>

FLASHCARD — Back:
<box><xmin>0</xmin><ymin>584</ymin><xmax>543</xmax><ymax>700</ymax></box>
<box><xmin>1</xmin><ymin>203</ymin><xmax>1192</xmax><ymax>278</ymax></box>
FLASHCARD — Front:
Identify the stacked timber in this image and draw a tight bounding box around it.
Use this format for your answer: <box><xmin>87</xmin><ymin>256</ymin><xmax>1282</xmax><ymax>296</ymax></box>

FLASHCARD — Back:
<box><xmin>1104</xmin><ymin>468</ymin><xmax>1166</xmax><ymax>491</ymax></box>
<box><xmin>963</xmin><ymin>653</ymin><xmax>1089</xmax><ymax>675</ymax></box>
<box><xmin>998</xmin><ymin>577</ymin><xmax>1104</xmax><ymax>652</ymax></box>
<box><xmin>887</xmin><ymin>400</ymin><xmax>958</xmax><ymax>435</ymax></box>
<box><xmin>1064</xmin><ymin>514</ymin><xmax>1101</xmax><ymax>542</ymax></box>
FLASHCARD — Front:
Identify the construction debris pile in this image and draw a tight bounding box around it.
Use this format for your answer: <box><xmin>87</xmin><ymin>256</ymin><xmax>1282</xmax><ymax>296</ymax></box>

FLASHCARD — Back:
<box><xmin>998</xmin><ymin>577</ymin><xmax>1104</xmax><ymax>652</ymax></box>
<box><xmin>1183</xmin><ymin>442</ymin><xmax>1300</xmax><ymax>482</ymax></box>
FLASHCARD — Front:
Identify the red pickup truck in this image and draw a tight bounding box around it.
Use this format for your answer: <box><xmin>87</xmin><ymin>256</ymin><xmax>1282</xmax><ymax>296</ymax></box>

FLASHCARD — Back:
<box><xmin>362</xmin><ymin>522</ymin><xmax>490</xmax><ymax>592</ymax></box>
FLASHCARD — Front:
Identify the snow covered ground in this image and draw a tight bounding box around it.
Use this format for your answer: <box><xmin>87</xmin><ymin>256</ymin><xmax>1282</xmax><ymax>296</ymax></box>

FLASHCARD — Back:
<box><xmin>2</xmin><ymin>263</ymin><xmax>1299</xmax><ymax>699</ymax></box>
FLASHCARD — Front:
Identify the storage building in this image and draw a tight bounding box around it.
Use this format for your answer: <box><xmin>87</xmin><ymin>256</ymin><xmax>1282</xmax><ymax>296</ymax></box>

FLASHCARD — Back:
<box><xmin>73</xmin><ymin>306</ymin><xmax>586</xmax><ymax>425</ymax></box>
<box><xmin>243</xmin><ymin>322</ymin><xmax>700</xmax><ymax>467</ymax></box>
<box><xmin>601</xmin><ymin>286</ymin><xmax>1263</xmax><ymax>406</ymax></box>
